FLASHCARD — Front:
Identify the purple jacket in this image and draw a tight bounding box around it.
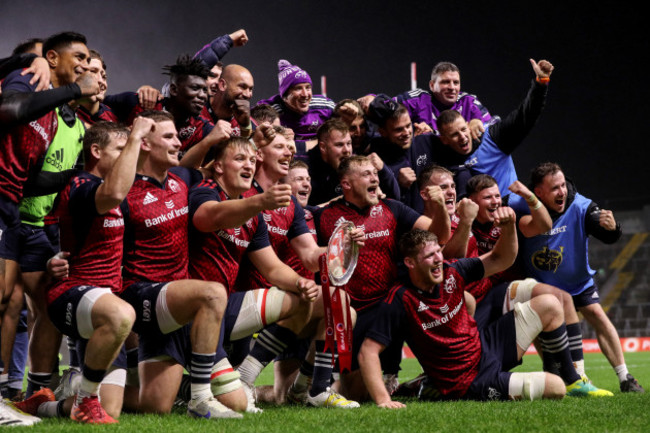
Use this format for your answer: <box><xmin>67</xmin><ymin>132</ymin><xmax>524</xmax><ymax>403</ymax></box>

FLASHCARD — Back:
<box><xmin>396</xmin><ymin>89</ymin><xmax>495</xmax><ymax>135</ymax></box>
<box><xmin>256</xmin><ymin>94</ymin><xmax>334</xmax><ymax>140</ymax></box>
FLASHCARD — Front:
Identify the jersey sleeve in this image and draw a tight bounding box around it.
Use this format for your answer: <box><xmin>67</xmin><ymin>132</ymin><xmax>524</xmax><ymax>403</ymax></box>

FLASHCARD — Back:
<box><xmin>67</xmin><ymin>176</ymin><xmax>102</xmax><ymax>219</ymax></box>
<box><xmin>170</xmin><ymin>166</ymin><xmax>203</xmax><ymax>188</ymax></box>
<box><xmin>448</xmin><ymin>257</ymin><xmax>485</xmax><ymax>284</ymax></box>
<box><xmin>188</xmin><ymin>180</ymin><xmax>220</xmax><ymax>219</ymax></box>
<box><xmin>103</xmin><ymin>92</ymin><xmax>140</xmax><ymax>123</ymax></box>
<box><xmin>378</xmin><ymin>165</ymin><xmax>400</xmax><ymax>200</ymax></box>
<box><xmin>287</xmin><ymin>196</ymin><xmax>311</xmax><ymax>239</ymax></box>
<box><xmin>385</xmin><ymin>199</ymin><xmax>421</xmax><ymax>232</ymax></box>
<box><xmin>249</xmin><ymin>214</ymin><xmax>272</xmax><ymax>251</ymax></box>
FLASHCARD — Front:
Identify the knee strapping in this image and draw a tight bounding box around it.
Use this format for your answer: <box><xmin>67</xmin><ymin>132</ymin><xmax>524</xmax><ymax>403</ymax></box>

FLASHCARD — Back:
<box><xmin>231</xmin><ymin>288</ymin><xmax>286</xmax><ymax>340</ymax></box>
<box><xmin>156</xmin><ymin>284</ymin><xmax>182</xmax><ymax>334</ymax></box>
<box><xmin>514</xmin><ymin>300</ymin><xmax>543</xmax><ymax>351</ymax></box>
<box><xmin>102</xmin><ymin>367</ymin><xmax>126</xmax><ymax>388</ymax></box>
<box><xmin>210</xmin><ymin>358</ymin><xmax>242</xmax><ymax>396</ymax></box>
<box><xmin>503</xmin><ymin>278</ymin><xmax>538</xmax><ymax>314</ymax></box>
<box><xmin>509</xmin><ymin>372</ymin><xmax>546</xmax><ymax>400</ymax></box>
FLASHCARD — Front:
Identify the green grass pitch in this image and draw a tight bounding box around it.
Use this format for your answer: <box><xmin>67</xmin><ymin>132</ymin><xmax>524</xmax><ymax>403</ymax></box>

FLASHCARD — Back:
<box><xmin>16</xmin><ymin>351</ymin><xmax>650</xmax><ymax>432</ymax></box>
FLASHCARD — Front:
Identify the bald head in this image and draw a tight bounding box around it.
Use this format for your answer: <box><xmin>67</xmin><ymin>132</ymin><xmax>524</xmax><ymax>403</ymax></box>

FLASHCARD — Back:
<box><xmin>219</xmin><ymin>64</ymin><xmax>254</xmax><ymax>99</ymax></box>
<box><xmin>211</xmin><ymin>64</ymin><xmax>255</xmax><ymax>117</ymax></box>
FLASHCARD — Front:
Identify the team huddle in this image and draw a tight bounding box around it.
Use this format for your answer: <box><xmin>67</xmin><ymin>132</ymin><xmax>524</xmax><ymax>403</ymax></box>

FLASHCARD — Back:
<box><xmin>0</xmin><ymin>29</ymin><xmax>644</xmax><ymax>426</ymax></box>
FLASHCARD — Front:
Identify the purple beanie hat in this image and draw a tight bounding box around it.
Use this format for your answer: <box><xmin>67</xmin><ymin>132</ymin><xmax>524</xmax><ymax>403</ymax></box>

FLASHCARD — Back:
<box><xmin>277</xmin><ymin>59</ymin><xmax>312</xmax><ymax>97</ymax></box>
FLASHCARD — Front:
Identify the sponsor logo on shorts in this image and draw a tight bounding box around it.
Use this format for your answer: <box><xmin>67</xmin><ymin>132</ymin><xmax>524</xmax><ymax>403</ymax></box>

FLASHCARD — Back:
<box><xmin>487</xmin><ymin>387</ymin><xmax>501</xmax><ymax>400</ymax></box>
<box><xmin>143</xmin><ymin>300</ymin><xmax>151</xmax><ymax>322</ymax></box>
<box><xmin>65</xmin><ymin>303</ymin><xmax>73</xmax><ymax>327</ymax></box>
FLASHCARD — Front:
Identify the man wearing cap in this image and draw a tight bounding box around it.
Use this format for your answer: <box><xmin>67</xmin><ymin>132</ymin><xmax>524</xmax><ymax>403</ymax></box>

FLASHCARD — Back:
<box><xmin>257</xmin><ymin>59</ymin><xmax>334</xmax><ymax>141</ymax></box>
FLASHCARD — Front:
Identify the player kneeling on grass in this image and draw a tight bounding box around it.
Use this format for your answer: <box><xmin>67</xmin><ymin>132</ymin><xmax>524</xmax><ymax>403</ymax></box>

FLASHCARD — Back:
<box><xmin>11</xmin><ymin>121</ymin><xmax>152</xmax><ymax>423</ymax></box>
<box><xmin>359</xmin><ymin>221</ymin><xmax>612</xmax><ymax>408</ymax></box>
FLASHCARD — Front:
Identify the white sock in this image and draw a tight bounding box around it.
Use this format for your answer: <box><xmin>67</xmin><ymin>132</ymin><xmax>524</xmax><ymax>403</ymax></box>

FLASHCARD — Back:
<box><xmin>293</xmin><ymin>372</ymin><xmax>311</xmax><ymax>392</ymax></box>
<box><xmin>190</xmin><ymin>383</ymin><xmax>211</xmax><ymax>401</ymax></box>
<box><xmin>237</xmin><ymin>356</ymin><xmax>264</xmax><ymax>385</ymax></box>
<box><xmin>78</xmin><ymin>376</ymin><xmax>100</xmax><ymax>398</ymax></box>
<box><xmin>615</xmin><ymin>364</ymin><xmax>629</xmax><ymax>382</ymax></box>
<box><xmin>573</xmin><ymin>360</ymin><xmax>585</xmax><ymax>377</ymax></box>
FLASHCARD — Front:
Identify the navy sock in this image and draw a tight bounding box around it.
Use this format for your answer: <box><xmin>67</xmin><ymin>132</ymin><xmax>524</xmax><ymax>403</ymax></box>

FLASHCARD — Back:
<box><xmin>539</xmin><ymin>324</ymin><xmax>580</xmax><ymax>384</ymax></box>
<box><xmin>26</xmin><ymin>372</ymin><xmax>52</xmax><ymax>398</ymax></box>
<box><xmin>249</xmin><ymin>324</ymin><xmax>297</xmax><ymax>366</ymax></box>
<box><xmin>67</xmin><ymin>337</ymin><xmax>80</xmax><ymax>369</ymax></box>
<box><xmin>310</xmin><ymin>340</ymin><xmax>334</xmax><ymax>396</ymax></box>
<box><xmin>566</xmin><ymin>323</ymin><xmax>584</xmax><ymax>363</ymax></box>
<box><xmin>190</xmin><ymin>352</ymin><xmax>214</xmax><ymax>386</ymax></box>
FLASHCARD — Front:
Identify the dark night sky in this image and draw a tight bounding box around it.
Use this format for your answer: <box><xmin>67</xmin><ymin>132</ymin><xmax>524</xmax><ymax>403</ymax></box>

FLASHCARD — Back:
<box><xmin>2</xmin><ymin>1</ymin><xmax>647</xmax><ymax>209</ymax></box>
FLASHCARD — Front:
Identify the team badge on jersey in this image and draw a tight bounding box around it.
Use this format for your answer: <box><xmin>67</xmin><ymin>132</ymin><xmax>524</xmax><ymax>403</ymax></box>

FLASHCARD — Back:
<box><xmin>178</xmin><ymin>126</ymin><xmax>196</xmax><ymax>140</ymax></box>
<box><xmin>370</xmin><ymin>205</ymin><xmax>383</xmax><ymax>218</ymax></box>
<box><xmin>168</xmin><ymin>178</ymin><xmax>180</xmax><ymax>193</ymax></box>
<box><xmin>443</xmin><ymin>274</ymin><xmax>456</xmax><ymax>294</ymax></box>
<box><xmin>531</xmin><ymin>246</ymin><xmax>564</xmax><ymax>272</ymax></box>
